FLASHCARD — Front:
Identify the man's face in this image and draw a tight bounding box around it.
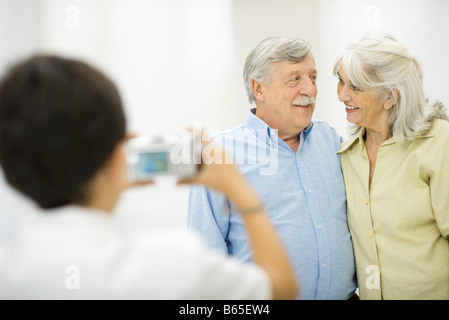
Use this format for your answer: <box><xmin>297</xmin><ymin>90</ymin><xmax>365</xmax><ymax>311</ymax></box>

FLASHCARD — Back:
<box><xmin>257</xmin><ymin>53</ymin><xmax>317</xmax><ymax>135</ymax></box>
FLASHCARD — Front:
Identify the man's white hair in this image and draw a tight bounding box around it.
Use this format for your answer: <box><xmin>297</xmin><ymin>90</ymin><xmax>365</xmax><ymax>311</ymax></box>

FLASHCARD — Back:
<box><xmin>334</xmin><ymin>32</ymin><xmax>448</xmax><ymax>143</ymax></box>
<box><xmin>243</xmin><ymin>36</ymin><xmax>312</xmax><ymax>104</ymax></box>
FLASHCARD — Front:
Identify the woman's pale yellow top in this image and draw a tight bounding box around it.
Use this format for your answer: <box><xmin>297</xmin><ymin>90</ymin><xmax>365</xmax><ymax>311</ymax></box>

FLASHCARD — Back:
<box><xmin>338</xmin><ymin>119</ymin><xmax>449</xmax><ymax>300</ymax></box>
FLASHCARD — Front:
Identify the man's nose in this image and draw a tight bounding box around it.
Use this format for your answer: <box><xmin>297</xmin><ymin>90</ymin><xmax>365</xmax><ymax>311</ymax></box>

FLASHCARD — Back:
<box><xmin>299</xmin><ymin>77</ymin><xmax>316</xmax><ymax>97</ymax></box>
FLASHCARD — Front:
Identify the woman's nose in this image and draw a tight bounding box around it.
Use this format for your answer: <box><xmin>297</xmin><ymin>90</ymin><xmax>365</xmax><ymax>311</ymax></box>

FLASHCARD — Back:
<box><xmin>337</xmin><ymin>84</ymin><xmax>351</xmax><ymax>103</ymax></box>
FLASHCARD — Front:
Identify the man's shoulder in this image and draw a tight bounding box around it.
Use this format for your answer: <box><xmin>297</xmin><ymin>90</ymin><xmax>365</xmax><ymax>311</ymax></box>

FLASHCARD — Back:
<box><xmin>210</xmin><ymin>122</ymin><xmax>251</xmax><ymax>141</ymax></box>
<box><xmin>311</xmin><ymin>118</ymin><xmax>333</xmax><ymax>130</ymax></box>
<box><xmin>310</xmin><ymin>119</ymin><xmax>341</xmax><ymax>139</ymax></box>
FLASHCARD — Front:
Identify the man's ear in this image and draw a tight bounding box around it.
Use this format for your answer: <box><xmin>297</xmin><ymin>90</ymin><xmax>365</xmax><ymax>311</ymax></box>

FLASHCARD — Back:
<box><xmin>384</xmin><ymin>88</ymin><xmax>400</xmax><ymax>110</ymax></box>
<box><xmin>251</xmin><ymin>79</ymin><xmax>265</xmax><ymax>102</ymax></box>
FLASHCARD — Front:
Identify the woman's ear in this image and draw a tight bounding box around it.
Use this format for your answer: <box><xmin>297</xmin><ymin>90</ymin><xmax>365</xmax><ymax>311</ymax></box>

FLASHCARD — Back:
<box><xmin>384</xmin><ymin>88</ymin><xmax>400</xmax><ymax>110</ymax></box>
<box><xmin>251</xmin><ymin>79</ymin><xmax>265</xmax><ymax>102</ymax></box>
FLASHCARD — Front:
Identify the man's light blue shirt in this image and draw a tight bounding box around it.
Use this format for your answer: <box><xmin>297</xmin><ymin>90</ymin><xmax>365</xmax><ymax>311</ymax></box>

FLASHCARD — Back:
<box><xmin>188</xmin><ymin>109</ymin><xmax>357</xmax><ymax>300</ymax></box>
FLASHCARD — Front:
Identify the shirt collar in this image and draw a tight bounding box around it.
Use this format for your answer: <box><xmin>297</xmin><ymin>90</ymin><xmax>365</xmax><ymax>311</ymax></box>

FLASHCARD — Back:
<box><xmin>246</xmin><ymin>108</ymin><xmax>314</xmax><ymax>141</ymax></box>
<box><xmin>338</xmin><ymin>127</ymin><xmax>435</xmax><ymax>154</ymax></box>
<box><xmin>246</xmin><ymin>108</ymin><xmax>272</xmax><ymax>135</ymax></box>
<box><xmin>337</xmin><ymin>128</ymin><xmax>365</xmax><ymax>155</ymax></box>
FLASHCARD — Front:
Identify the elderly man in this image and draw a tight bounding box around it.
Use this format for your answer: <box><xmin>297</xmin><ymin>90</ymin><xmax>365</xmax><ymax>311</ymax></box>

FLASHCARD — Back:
<box><xmin>188</xmin><ymin>36</ymin><xmax>357</xmax><ymax>300</ymax></box>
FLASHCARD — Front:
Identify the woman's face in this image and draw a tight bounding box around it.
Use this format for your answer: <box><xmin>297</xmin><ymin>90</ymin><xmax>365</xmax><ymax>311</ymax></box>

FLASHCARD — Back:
<box><xmin>337</xmin><ymin>67</ymin><xmax>391</xmax><ymax>132</ymax></box>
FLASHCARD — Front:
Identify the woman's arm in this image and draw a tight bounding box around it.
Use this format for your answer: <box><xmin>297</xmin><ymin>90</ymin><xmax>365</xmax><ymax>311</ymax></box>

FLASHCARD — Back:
<box><xmin>183</xmin><ymin>142</ymin><xmax>298</xmax><ymax>300</ymax></box>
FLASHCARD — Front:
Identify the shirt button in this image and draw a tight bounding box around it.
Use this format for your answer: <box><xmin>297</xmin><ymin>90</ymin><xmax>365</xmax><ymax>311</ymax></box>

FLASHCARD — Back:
<box><xmin>367</xmin><ymin>230</ymin><xmax>373</xmax><ymax>238</ymax></box>
<box><xmin>365</xmin><ymin>198</ymin><xmax>370</xmax><ymax>206</ymax></box>
<box><xmin>322</xmin><ymin>263</ymin><xmax>327</xmax><ymax>268</ymax></box>
<box><xmin>317</xmin><ymin>224</ymin><xmax>322</xmax><ymax>229</ymax></box>
<box><xmin>308</xmin><ymin>189</ymin><xmax>312</xmax><ymax>193</ymax></box>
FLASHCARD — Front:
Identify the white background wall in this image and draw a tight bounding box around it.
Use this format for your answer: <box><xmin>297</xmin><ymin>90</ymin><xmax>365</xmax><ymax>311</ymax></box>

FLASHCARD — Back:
<box><xmin>1</xmin><ymin>0</ymin><xmax>448</xmax><ymax>240</ymax></box>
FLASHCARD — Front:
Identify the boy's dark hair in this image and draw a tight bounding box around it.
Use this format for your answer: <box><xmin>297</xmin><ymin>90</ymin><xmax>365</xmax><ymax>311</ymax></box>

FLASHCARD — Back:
<box><xmin>0</xmin><ymin>55</ymin><xmax>126</xmax><ymax>209</ymax></box>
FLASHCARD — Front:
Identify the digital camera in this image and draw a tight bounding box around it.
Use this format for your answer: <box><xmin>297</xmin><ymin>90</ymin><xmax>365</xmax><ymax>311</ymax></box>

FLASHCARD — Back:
<box><xmin>126</xmin><ymin>131</ymin><xmax>201</xmax><ymax>181</ymax></box>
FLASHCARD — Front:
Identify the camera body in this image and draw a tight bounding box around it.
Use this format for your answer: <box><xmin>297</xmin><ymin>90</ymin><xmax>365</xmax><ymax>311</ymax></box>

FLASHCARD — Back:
<box><xmin>126</xmin><ymin>132</ymin><xmax>201</xmax><ymax>181</ymax></box>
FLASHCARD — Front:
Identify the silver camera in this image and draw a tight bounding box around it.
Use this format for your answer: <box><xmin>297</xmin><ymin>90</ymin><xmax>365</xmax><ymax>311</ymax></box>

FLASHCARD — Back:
<box><xmin>126</xmin><ymin>131</ymin><xmax>201</xmax><ymax>181</ymax></box>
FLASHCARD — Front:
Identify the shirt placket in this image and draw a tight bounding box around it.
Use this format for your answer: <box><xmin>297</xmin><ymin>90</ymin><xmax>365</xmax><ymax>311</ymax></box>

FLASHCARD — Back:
<box><xmin>296</xmin><ymin>132</ymin><xmax>331</xmax><ymax>299</ymax></box>
<box><xmin>362</xmin><ymin>143</ymin><xmax>382</xmax><ymax>299</ymax></box>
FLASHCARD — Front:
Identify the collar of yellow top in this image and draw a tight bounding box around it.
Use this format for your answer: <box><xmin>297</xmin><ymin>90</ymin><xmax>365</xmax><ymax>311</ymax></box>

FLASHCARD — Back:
<box><xmin>337</xmin><ymin>126</ymin><xmax>435</xmax><ymax>154</ymax></box>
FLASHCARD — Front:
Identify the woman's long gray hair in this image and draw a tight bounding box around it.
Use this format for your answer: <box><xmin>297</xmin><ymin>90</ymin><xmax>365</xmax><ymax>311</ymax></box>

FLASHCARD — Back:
<box><xmin>334</xmin><ymin>33</ymin><xmax>448</xmax><ymax>143</ymax></box>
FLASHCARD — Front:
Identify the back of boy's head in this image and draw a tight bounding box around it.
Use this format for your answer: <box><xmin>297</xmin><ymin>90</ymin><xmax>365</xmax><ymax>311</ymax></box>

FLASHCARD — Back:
<box><xmin>0</xmin><ymin>55</ymin><xmax>126</xmax><ymax>209</ymax></box>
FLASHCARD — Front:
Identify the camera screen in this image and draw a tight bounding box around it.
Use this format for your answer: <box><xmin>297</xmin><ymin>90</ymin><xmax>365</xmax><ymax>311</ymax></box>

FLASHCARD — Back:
<box><xmin>138</xmin><ymin>151</ymin><xmax>169</xmax><ymax>174</ymax></box>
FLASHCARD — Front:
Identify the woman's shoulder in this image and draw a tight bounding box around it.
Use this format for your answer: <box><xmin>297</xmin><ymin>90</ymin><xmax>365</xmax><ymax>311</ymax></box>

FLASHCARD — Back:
<box><xmin>417</xmin><ymin>118</ymin><xmax>449</xmax><ymax>151</ymax></box>
<box><xmin>430</xmin><ymin>118</ymin><xmax>449</xmax><ymax>135</ymax></box>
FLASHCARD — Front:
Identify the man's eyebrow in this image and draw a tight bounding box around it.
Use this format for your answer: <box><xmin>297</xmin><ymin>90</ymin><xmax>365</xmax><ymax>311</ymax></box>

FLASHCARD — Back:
<box><xmin>288</xmin><ymin>69</ymin><xmax>318</xmax><ymax>76</ymax></box>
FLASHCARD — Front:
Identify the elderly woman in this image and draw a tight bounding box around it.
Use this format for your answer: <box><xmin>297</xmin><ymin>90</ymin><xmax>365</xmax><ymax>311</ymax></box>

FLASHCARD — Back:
<box><xmin>334</xmin><ymin>33</ymin><xmax>449</xmax><ymax>300</ymax></box>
